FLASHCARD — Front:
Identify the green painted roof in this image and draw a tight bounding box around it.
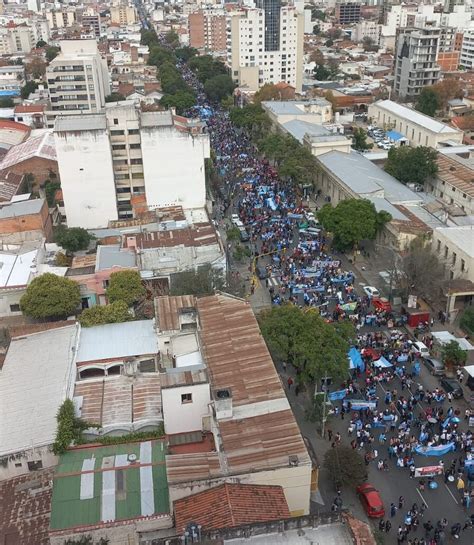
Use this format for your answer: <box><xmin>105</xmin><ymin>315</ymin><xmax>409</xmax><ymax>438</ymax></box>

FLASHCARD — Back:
<box><xmin>50</xmin><ymin>440</ymin><xmax>169</xmax><ymax>531</ymax></box>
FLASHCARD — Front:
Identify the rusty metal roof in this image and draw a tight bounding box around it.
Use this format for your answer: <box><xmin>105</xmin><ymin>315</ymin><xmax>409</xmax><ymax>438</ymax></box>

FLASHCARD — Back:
<box><xmin>436</xmin><ymin>154</ymin><xmax>474</xmax><ymax>199</ymax></box>
<box><xmin>161</xmin><ymin>369</ymin><xmax>208</xmax><ymax>389</ymax></box>
<box><xmin>127</xmin><ymin>223</ymin><xmax>218</xmax><ymax>250</ymax></box>
<box><xmin>155</xmin><ymin>295</ymin><xmax>196</xmax><ymax>332</ymax></box>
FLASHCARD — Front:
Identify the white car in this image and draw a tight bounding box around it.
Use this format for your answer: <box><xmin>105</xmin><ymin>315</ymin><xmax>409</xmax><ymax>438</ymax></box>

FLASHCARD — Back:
<box><xmin>363</xmin><ymin>286</ymin><xmax>380</xmax><ymax>298</ymax></box>
<box><xmin>231</xmin><ymin>213</ymin><xmax>239</xmax><ymax>224</ymax></box>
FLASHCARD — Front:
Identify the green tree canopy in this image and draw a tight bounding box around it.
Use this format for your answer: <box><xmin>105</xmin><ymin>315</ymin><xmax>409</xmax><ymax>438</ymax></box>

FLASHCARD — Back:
<box><xmin>140</xmin><ymin>29</ymin><xmax>159</xmax><ymax>47</ymax></box>
<box><xmin>253</xmin><ymin>83</ymin><xmax>282</xmax><ymax>104</ymax></box>
<box><xmin>318</xmin><ymin>199</ymin><xmax>391</xmax><ymax>251</ymax></box>
<box><xmin>415</xmin><ymin>87</ymin><xmax>440</xmax><ymax>117</ymax></box>
<box><xmin>160</xmin><ymin>90</ymin><xmax>196</xmax><ymax>114</ymax></box>
<box><xmin>105</xmin><ymin>92</ymin><xmax>126</xmax><ymax>103</ymax></box>
<box><xmin>79</xmin><ymin>301</ymin><xmax>131</xmax><ymax>327</ymax></box>
<box><xmin>259</xmin><ymin>305</ymin><xmax>350</xmax><ymax>385</ymax></box>
<box><xmin>384</xmin><ymin>146</ymin><xmax>438</xmax><ymax>186</ymax></box>
<box><xmin>53</xmin><ymin>399</ymin><xmax>89</xmax><ymax>455</ymax></box>
<box><xmin>45</xmin><ymin>45</ymin><xmax>60</xmax><ymax>62</ymax></box>
<box><xmin>203</xmin><ymin>74</ymin><xmax>235</xmax><ymax>102</ymax></box>
<box><xmin>36</xmin><ymin>39</ymin><xmax>47</xmax><ymax>48</ymax></box>
<box><xmin>229</xmin><ymin>104</ymin><xmax>270</xmax><ymax>136</ymax></box>
<box><xmin>149</xmin><ymin>46</ymin><xmax>176</xmax><ymax>68</ymax></box>
<box><xmin>0</xmin><ymin>97</ymin><xmax>14</xmax><ymax>107</ymax></box>
<box><xmin>106</xmin><ymin>270</ymin><xmax>145</xmax><ymax>306</ymax></box>
<box><xmin>352</xmin><ymin>127</ymin><xmax>372</xmax><ymax>151</ymax></box>
<box><xmin>324</xmin><ymin>446</ymin><xmax>367</xmax><ymax>488</ymax></box>
<box><xmin>175</xmin><ymin>46</ymin><xmax>198</xmax><ymax>62</ymax></box>
<box><xmin>460</xmin><ymin>307</ymin><xmax>474</xmax><ymax>336</ymax></box>
<box><xmin>164</xmin><ymin>30</ymin><xmax>179</xmax><ymax>47</ymax></box>
<box><xmin>170</xmin><ymin>265</ymin><xmax>225</xmax><ymax>296</ymax></box>
<box><xmin>55</xmin><ymin>226</ymin><xmax>93</xmax><ymax>252</ymax></box>
<box><xmin>441</xmin><ymin>340</ymin><xmax>468</xmax><ymax>368</ymax></box>
<box><xmin>20</xmin><ymin>81</ymin><xmax>38</xmax><ymax>99</ymax></box>
<box><xmin>188</xmin><ymin>55</ymin><xmax>227</xmax><ymax>83</ymax></box>
<box><xmin>20</xmin><ymin>273</ymin><xmax>81</xmax><ymax>319</ymax></box>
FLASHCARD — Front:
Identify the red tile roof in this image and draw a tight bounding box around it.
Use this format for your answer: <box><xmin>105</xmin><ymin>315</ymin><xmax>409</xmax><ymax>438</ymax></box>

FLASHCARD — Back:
<box><xmin>0</xmin><ymin>120</ymin><xmax>30</xmax><ymax>132</ymax></box>
<box><xmin>173</xmin><ymin>483</ymin><xmax>290</xmax><ymax>532</ymax></box>
<box><xmin>14</xmin><ymin>104</ymin><xmax>46</xmax><ymax>114</ymax></box>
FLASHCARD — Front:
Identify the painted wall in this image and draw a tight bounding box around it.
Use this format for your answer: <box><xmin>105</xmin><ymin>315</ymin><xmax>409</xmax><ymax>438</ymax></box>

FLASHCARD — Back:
<box><xmin>161</xmin><ymin>382</ymin><xmax>211</xmax><ymax>435</ymax></box>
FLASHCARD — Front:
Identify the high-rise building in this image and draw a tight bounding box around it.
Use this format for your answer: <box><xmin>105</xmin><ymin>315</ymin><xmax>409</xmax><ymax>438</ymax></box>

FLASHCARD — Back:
<box><xmin>460</xmin><ymin>29</ymin><xmax>474</xmax><ymax>69</ymax></box>
<box><xmin>45</xmin><ymin>40</ymin><xmax>110</xmax><ymax>127</ymax></box>
<box><xmin>54</xmin><ymin>103</ymin><xmax>210</xmax><ymax>228</ymax></box>
<box><xmin>188</xmin><ymin>9</ymin><xmax>227</xmax><ymax>53</ymax></box>
<box><xmin>110</xmin><ymin>5</ymin><xmax>138</xmax><ymax>25</ymax></box>
<box><xmin>227</xmin><ymin>3</ymin><xmax>304</xmax><ymax>92</ymax></box>
<box><xmin>335</xmin><ymin>2</ymin><xmax>362</xmax><ymax>25</ymax></box>
<box><xmin>394</xmin><ymin>26</ymin><xmax>441</xmax><ymax>99</ymax></box>
<box><xmin>0</xmin><ymin>26</ymin><xmax>35</xmax><ymax>55</ymax></box>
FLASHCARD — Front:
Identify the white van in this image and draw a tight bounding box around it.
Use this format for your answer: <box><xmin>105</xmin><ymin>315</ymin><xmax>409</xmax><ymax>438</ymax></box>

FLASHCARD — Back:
<box><xmin>411</xmin><ymin>341</ymin><xmax>430</xmax><ymax>357</ymax></box>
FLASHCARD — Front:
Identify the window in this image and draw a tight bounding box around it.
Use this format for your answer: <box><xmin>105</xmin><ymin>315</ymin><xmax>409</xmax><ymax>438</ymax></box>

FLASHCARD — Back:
<box><xmin>444</xmin><ymin>245</ymin><xmax>449</xmax><ymax>258</ymax></box>
<box><xmin>111</xmin><ymin>130</ymin><xmax>124</xmax><ymax>136</ymax></box>
<box><xmin>102</xmin><ymin>279</ymin><xmax>110</xmax><ymax>289</ymax></box>
<box><xmin>27</xmin><ymin>460</ymin><xmax>43</xmax><ymax>471</ymax></box>
<box><xmin>112</xmin><ymin>144</ymin><xmax>126</xmax><ymax>150</ymax></box>
<box><xmin>452</xmin><ymin>252</ymin><xmax>457</xmax><ymax>265</ymax></box>
<box><xmin>181</xmin><ymin>393</ymin><xmax>193</xmax><ymax>404</ymax></box>
<box><xmin>9</xmin><ymin>304</ymin><xmax>20</xmax><ymax>312</ymax></box>
<box><xmin>128</xmin><ymin>129</ymin><xmax>139</xmax><ymax>135</ymax></box>
<box><xmin>129</xmin><ymin>143</ymin><xmax>141</xmax><ymax>149</ymax></box>
<box><xmin>113</xmin><ymin>118</ymin><xmax>118</xmax><ymax>125</ymax></box>
<box><xmin>461</xmin><ymin>259</ymin><xmax>465</xmax><ymax>272</ymax></box>
<box><xmin>15</xmin><ymin>462</ymin><xmax>22</xmax><ymax>467</ymax></box>
<box><xmin>130</xmin><ymin>158</ymin><xmax>142</xmax><ymax>165</ymax></box>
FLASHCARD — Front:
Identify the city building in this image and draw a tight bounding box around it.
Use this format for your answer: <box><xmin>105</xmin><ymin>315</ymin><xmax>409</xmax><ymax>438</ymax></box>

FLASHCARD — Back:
<box><xmin>189</xmin><ymin>9</ymin><xmax>227</xmax><ymax>53</ymax></box>
<box><xmin>433</xmin><ymin>226</ymin><xmax>473</xmax><ymax>283</ymax></box>
<box><xmin>262</xmin><ymin>99</ymin><xmax>332</xmax><ymax>126</ymax></box>
<box><xmin>353</xmin><ymin>20</ymin><xmax>382</xmax><ymax>45</ymax></box>
<box><xmin>81</xmin><ymin>12</ymin><xmax>102</xmax><ymax>38</ymax></box>
<box><xmin>0</xmin><ymin>119</ymin><xmax>30</xmax><ymax>151</ymax></box>
<box><xmin>45</xmin><ymin>8</ymin><xmax>76</xmax><ymax>30</ymax></box>
<box><xmin>13</xmin><ymin>104</ymin><xmax>47</xmax><ymax>128</ymax></box>
<box><xmin>460</xmin><ymin>29</ymin><xmax>474</xmax><ymax>69</ymax></box>
<box><xmin>110</xmin><ymin>5</ymin><xmax>138</xmax><ymax>26</ymax></box>
<box><xmin>335</xmin><ymin>2</ymin><xmax>362</xmax><ymax>25</ymax></box>
<box><xmin>0</xmin><ymin>65</ymin><xmax>25</xmax><ymax>97</ymax></box>
<box><xmin>0</xmin><ymin>25</ymin><xmax>35</xmax><ymax>55</ymax></box>
<box><xmin>45</xmin><ymin>40</ymin><xmax>111</xmax><ymax>126</ymax></box>
<box><xmin>54</xmin><ymin>104</ymin><xmax>210</xmax><ymax>228</ymax></box>
<box><xmin>394</xmin><ymin>26</ymin><xmax>441</xmax><ymax>99</ymax></box>
<box><xmin>227</xmin><ymin>2</ymin><xmax>304</xmax><ymax>92</ymax></box>
<box><xmin>0</xmin><ymin>197</ymin><xmax>52</xmax><ymax>244</ymax></box>
<box><xmin>368</xmin><ymin>100</ymin><xmax>464</xmax><ymax>148</ymax></box>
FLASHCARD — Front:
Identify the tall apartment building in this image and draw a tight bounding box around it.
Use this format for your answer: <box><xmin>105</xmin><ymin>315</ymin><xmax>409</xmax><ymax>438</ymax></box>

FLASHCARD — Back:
<box><xmin>460</xmin><ymin>29</ymin><xmax>474</xmax><ymax>69</ymax></box>
<box><xmin>227</xmin><ymin>3</ymin><xmax>304</xmax><ymax>92</ymax></box>
<box><xmin>189</xmin><ymin>9</ymin><xmax>227</xmax><ymax>53</ymax></box>
<box><xmin>45</xmin><ymin>40</ymin><xmax>110</xmax><ymax>127</ymax></box>
<box><xmin>54</xmin><ymin>103</ymin><xmax>210</xmax><ymax>228</ymax></box>
<box><xmin>45</xmin><ymin>9</ymin><xmax>76</xmax><ymax>29</ymax></box>
<box><xmin>0</xmin><ymin>25</ymin><xmax>35</xmax><ymax>55</ymax></box>
<box><xmin>335</xmin><ymin>2</ymin><xmax>362</xmax><ymax>25</ymax></box>
<box><xmin>82</xmin><ymin>13</ymin><xmax>102</xmax><ymax>38</ymax></box>
<box><xmin>394</xmin><ymin>26</ymin><xmax>441</xmax><ymax>99</ymax></box>
<box><xmin>110</xmin><ymin>5</ymin><xmax>138</xmax><ymax>25</ymax></box>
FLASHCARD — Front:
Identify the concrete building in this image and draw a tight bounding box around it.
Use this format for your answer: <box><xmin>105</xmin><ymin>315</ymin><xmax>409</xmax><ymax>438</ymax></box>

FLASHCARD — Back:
<box><xmin>189</xmin><ymin>9</ymin><xmax>227</xmax><ymax>53</ymax></box>
<box><xmin>353</xmin><ymin>20</ymin><xmax>382</xmax><ymax>44</ymax></box>
<box><xmin>46</xmin><ymin>40</ymin><xmax>110</xmax><ymax>126</ymax></box>
<box><xmin>433</xmin><ymin>226</ymin><xmax>473</xmax><ymax>282</ymax></box>
<box><xmin>335</xmin><ymin>2</ymin><xmax>362</xmax><ymax>24</ymax></box>
<box><xmin>227</xmin><ymin>3</ymin><xmax>304</xmax><ymax>92</ymax></box>
<box><xmin>0</xmin><ymin>65</ymin><xmax>25</xmax><ymax>97</ymax></box>
<box><xmin>394</xmin><ymin>27</ymin><xmax>441</xmax><ymax>99</ymax></box>
<box><xmin>262</xmin><ymin>99</ymin><xmax>332</xmax><ymax>126</ymax></box>
<box><xmin>45</xmin><ymin>9</ymin><xmax>76</xmax><ymax>30</ymax></box>
<box><xmin>0</xmin><ymin>25</ymin><xmax>35</xmax><ymax>55</ymax></box>
<box><xmin>0</xmin><ymin>324</ymin><xmax>79</xmax><ymax>480</ymax></box>
<box><xmin>54</xmin><ymin>105</ymin><xmax>210</xmax><ymax>228</ymax></box>
<box><xmin>460</xmin><ymin>29</ymin><xmax>474</xmax><ymax>69</ymax></box>
<box><xmin>368</xmin><ymin>100</ymin><xmax>464</xmax><ymax>148</ymax></box>
<box><xmin>0</xmin><ymin>198</ymin><xmax>52</xmax><ymax>244</ymax></box>
<box><xmin>110</xmin><ymin>5</ymin><xmax>138</xmax><ymax>26</ymax></box>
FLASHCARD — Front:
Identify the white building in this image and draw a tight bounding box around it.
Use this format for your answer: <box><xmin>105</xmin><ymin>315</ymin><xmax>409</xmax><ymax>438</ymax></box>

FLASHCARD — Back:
<box><xmin>0</xmin><ymin>25</ymin><xmax>35</xmax><ymax>55</ymax></box>
<box><xmin>46</xmin><ymin>40</ymin><xmax>111</xmax><ymax>126</ymax></box>
<box><xmin>54</xmin><ymin>105</ymin><xmax>210</xmax><ymax>228</ymax></box>
<box><xmin>353</xmin><ymin>20</ymin><xmax>382</xmax><ymax>44</ymax></box>
<box><xmin>110</xmin><ymin>5</ymin><xmax>138</xmax><ymax>25</ymax></box>
<box><xmin>460</xmin><ymin>29</ymin><xmax>474</xmax><ymax>69</ymax></box>
<box><xmin>432</xmin><ymin>226</ymin><xmax>474</xmax><ymax>283</ymax></box>
<box><xmin>227</xmin><ymin>3</ymin><xmax>304</xmax><ymax>92</ymax></box>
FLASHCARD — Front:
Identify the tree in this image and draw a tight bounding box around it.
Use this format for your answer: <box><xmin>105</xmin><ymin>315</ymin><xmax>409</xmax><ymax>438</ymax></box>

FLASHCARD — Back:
<box><xmin>324</xmin><ymin>446</ymin><xmax>367</xmax><ymax>488</ymax></box>
<box><xmin>170</xmin><ymin>265</ymin><xmax>225</xmax><ymax>296</ymax></box>
<box><xmin>227</xmin><ymin>226</ymin><xmax>241</xmax><ymax>242</ymax></box>
<box><xmin>160</xmin><ymin>90</ymin><xmax>196</xmax><ymax>114</ymax></box>
<box><xmin>26</xmin><ymin>56</ymin><xmax>46</xmax><ymax>79</ymax></box>
<box><xmin>164</xmin><ymin>30</ymin><xmax>179</xmax><ymax>48</ymax></box>
<box><xmin>105</xmin><ymin>92</ymin><xmax>126</xmax><ymax>103</ymax></box>
<box><xmin>36</xmin><ymin>39</ymin><xmax>47</xmax><ymax>48</ymax></box>
<box><xmin>55</xmin><ymin>226</ymin><xmax>93</xmax><ymax>252</ymax></box>
<box><xmin>44</xmin><ymin>180</ymin><xmax>61</xmax><ymax>206</ymax></box>
<box><xmin>431</xmin><ymin>79</ymin><xmax>464</xmax><ymax>110</ymax></box>
<box><xmin>384</xmin><ymin>146</ymin><xmax>438</xmax><ymax>186</ymax></box>
<box><xmin>305</xmin><ymin>393</ymin><xmax>331</xmax><ymax>433</ymax></box>
<box><xmin>312</xmin><ymin>9</ymin><xmax>326</xmax><ymax>21</ymax></box>
<box><xmin>106</xmin><ymin>270</ymin><xmax>145</xmax><ymax>306</ymax></box>
<box><xmin>259</xmin><ymin>305</ymin><xmax>350</xmax><ymax>385</ymax></box>
<box><xmin>352</xmin><ymin>127</ymin><xmax>372</xmax><ymax>151</ymax></box>
<box><xmin>318</xmin><ymin>199</ymin><xmax>391</xmax><ymax>251</ymax></box>
<box><xmin>233</xmin><ymin>244</ymin><xmax>251</xmax><ymax>261</ymax></box>
<box><xmin>45</xmin><ymin>46</ymin><xmax>60</xmax><ymax>62</ymax></box>
<box><xmin>326</xmin><ymin>28</ymin><xmax>342</xmax><ymax>40</ymax></box>
<box><xmin>20</xmin><ymin>273</ymin><xmax>81</xmax><ymax>319</ymax></box>
<box><xmin>175</xmin><ymin>46</ymin><xmax>198</xmax><ymax>62</ymax></box>
<box><xmin>399</xmin><ymin>237</ymin><xmax>446</xmax><ymax>303</ymax></box>
<box><xmin>188</xmin><ymin>55</ymin><xmax>227</xmax><ymax>83</ymax></box>
<box><xmin>0</xmin><ymin>97</ymin><xmax>14</xmax><ymax>107</ymax></box>
<box><xmin>229</xmin><ymin>104</ymin><xmax>270</xmax><ymax>136</ymax></box>
<box><xmin>314</xmin><ymin>64</ymin><xmax>331</xmax><ymax>81</ymax></box>
<box><xmin>309</xmin><ymin>50</ymin><xmax>325</xmax><ymax>66</ymax></box>
<box><xmin>52</xmin><ymin>399</ymin><xmax>90</xmax><ymax>455</ymax></box>
<box><xmin>149</xmin><ymin>46</ymin><xmax>175</xmax><ymax>68</ymax></box>
<box><xmin>441</xmin><ymin>340</ymin><xmax>467</xmax><ymax>369</ymax></box>
<box><xmin>415</xmin><ymin>87</ymin><xmax>440</xmax><ymax>117</ymax></box>
<box><xmin>55</xmin><ymin>252</ymin><xmax>72</xmax><ymax>267</ymax></box>
<box><xmin>20</xmin><ymin>81</ymin><xmax>38</xmax><ymax>99</ymax></box>
<box><xmin>253</xmin><ymin>83</ymin><xmax>282</xmax><ymax>104</ymax></box>
<box><xmin>140</xmin><ymin>29</ymin><xmax>159</xmax><ymax>47</ymax></box>
<box><xmin>460</xmin><ymin>307</ymin><xmax>474</xmax><ymax>336</ymax></box>
<box><xmin>79</xmin><ymin>301</ymin><xmax>131</xmax><ymax>327</ymax></box>
<box><xmin>362</xmin><ymin>36</ymin><xmax>378</xmax><ymax>52</ymax></box>
<box><xmin>203</xmin><ymin>74</ymin><xmax>235</xmax><ymax>102</ymax></box>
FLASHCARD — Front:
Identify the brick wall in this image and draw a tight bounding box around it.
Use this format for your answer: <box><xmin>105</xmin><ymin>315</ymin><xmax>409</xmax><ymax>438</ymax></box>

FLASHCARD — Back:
<box><xmin>8</xmin><ymin>157</ymin><xmax>59</xmax><ymax>185</ymax></box>
<box><xmin>0</xmin><ymin>199</ymin><xmax>53</xmax><ymax>241</ymax></box>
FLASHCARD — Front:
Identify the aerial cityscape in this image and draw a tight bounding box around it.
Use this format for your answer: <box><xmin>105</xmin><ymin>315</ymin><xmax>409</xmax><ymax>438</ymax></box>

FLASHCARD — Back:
<box><xmin>0</xmin><ymin>0</ymin><xmax>474</xmax><ymax>544</ymax></box>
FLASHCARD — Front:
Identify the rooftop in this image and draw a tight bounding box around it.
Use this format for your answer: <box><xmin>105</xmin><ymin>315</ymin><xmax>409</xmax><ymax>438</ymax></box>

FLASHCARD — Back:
<box><xmin>14</xmin><ymin>104</ymin><xmax>46</xmax><ymax>114</ymax></box>
<box><xmin>0</xmin><ymin>197</ymin><xmax>44</xmax><ymax>219</ymax></box>
<box><xmin>95</xmin><ymin>244</ymin><xmax>136</xmax><ymax>271</ymax></box>
<box><xmin>54</xmin><ymin>114</ymin><xmax>107</xmax><ymax>133</ymax></box>
<box><xmin>436</xmin><ymin>154</ymin><xmax>474</xmax><ymax>199</ymax></box>
<box><xmin>0</xmin><ymin>246</ymin><xmax>39</xmax><ymax>288</ymax></box>
<box><xmin>125</xmin><ymin>222</ymin><xmax>218</xmax><ymax>249</ymax></box>
<box><xmin>0</xmin><ymin>170</ymin><xmax>24</xmax><ymax>203</ymax></box>
<box><xmin>281</xmin><ymin>119</ymin><xmax>336</xmax><ymax>144</ymax></box>
<box><xmin>155</xmin><ymin>295</ymin><xmax>196</xmax><ymax>332</ymax></box>
<box><xmin>49</xmin><ymin>440</ymin><xmax>169</xmax><ymax>531</ymax></box>
<box><xmin>76</xmin><ymin>320</ymin><xmax>158</xmax><ymax>363</ymax></box>
<box><xmin>262</xmin><ymin>99</ymin><xmax>331</xmax><ymax>117</ymax></box>
<box><xmin>173</xmin><ymin>483</ymin><xmax>290</xmax><ymax>532</ymax></box>
<box><xmin>0</xmin><ymin>132</ymin><xmax>56</xmax><ymax>170</ymax></box>
<box><xmin>373</xmin><ymin>100</ymin><xmax>462</xmax><ymax>135</ymax></box>
<box><xmin>0</xmin><ymin>325</ymin><xmax>78</xmax><ymax>457</ymax></box>
<box><xmin>434</xmin><ymin>226</ymin><xmax>474</xmax><ymax>257</ymax></box>
<box><xmin>160</xmin><ymin>368</ymin><xmax>208</xmax><ymax>389</ymax></box>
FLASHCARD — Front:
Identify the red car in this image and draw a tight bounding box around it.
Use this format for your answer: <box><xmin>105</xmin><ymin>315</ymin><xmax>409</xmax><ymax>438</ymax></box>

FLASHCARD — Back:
<box><xmin>373</xmin><ymin>297</ymin><xmax>392</xmax><ymax>313</ymax></box>
<box><xmin>356</xmin><ymin>483</ymin><xmax>385</xmax><ymax>518</ymax></box>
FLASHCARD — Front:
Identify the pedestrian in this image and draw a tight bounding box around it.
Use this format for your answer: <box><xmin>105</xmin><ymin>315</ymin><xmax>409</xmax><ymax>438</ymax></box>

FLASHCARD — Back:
<box><xmin>390</xmin><ymin>503</ymin><xmax>397</xmax><ymax>518</ymax></box>
<box><xmin>409</xmin><ymin>465</ymin><xmax>415</xmax><ymax>478</ymax></box>
<box><xmin>379</xmin><ymin>519</ymin><xmax>386</xmax><ymax>532</ymax></box>
<box><xmin>327</xmin><ymin>429</ymin><xmax>333</xmax><ymax>442</ymax></box>
<box><xmin>287</xmin><ymin>376</ymin><xmax>293</xmax><ymax>390</ymax></box>
<box><xmin>282</xmin><ymin>361</ymin><xmax>287</xmax><ymax>372</ymax></box>
<box><xmin>398</xmin><ymin>495</ymin><xmax>404</xmax><ymax>509</ymax></box>
<box><xmin>385</xmin><ymin>520</ymin><xmax>391</xmax><ymax>533</ymax></box>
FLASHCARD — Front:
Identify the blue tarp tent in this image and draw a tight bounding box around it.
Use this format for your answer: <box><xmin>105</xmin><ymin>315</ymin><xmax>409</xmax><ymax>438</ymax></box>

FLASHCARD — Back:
<box><xmin>387</xmin><ymin>130</ymin><xmax>407</xmax><ymax>142</ymax></box>
<box><xmin>348</xmin><ymin>347</ymin><xmax>365</xmax><ymax>372</ymax></box>
<box><xmin>373</xmin><ymin>356</ymin><xmax>392</xmax><ymax>368</ymax></box>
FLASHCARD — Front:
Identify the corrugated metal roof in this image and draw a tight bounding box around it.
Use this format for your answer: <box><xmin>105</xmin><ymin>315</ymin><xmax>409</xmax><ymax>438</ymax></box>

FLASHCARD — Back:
<box><xmin>76</xmin><ymin>320</ymin><xmax>158</xmax><ymax>363</ymax></box>
<box><xmin>436</xmin><ymin>154</ymin><xmax>474</xmax><ymax>199</ymax></box>
<box><xmin>160</xmin><ymin>369</ymin><xmax>208</xmax><ymax>389</ymax></box>
<box><xmin>95</xmin><ymin>244</ymin><xmax>136</xmax><ymax>271</ymax></box>
<box><xmin>54</xmin><ymin>114</ymin><xmax>107</xmax><ymax>132</ymax></box>
<box><xmin>0</xmin><ymin>197</ymin><xmax>44</xmax><ymax>218</ymax></box>
<box><xmin>155</xmin><ymin>295</ymin><xmax>196</xmax><ymax>332</ymax></box>
<box><xmin>0</xmin><ymin>132</ymin><xmax>56</xmax><ymax>170</ymax></box>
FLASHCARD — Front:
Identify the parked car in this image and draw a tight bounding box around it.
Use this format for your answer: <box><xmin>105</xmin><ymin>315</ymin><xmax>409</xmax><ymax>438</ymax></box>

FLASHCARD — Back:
<box><xmin>372</xmin><ymin>297</ymin><xmax>392</xmax><ymax>312</ymax></box>
<box><xmin>422</xmin><ymin>357</ymin><xmax>445</xmax><ymax>376</ymax></box>
<box><xmin>410</xmin><ymin>341</ymin><xmax>430</xmax><ymax>358</ymax></box>
<box><xmin>440</xmin><ymin>378</ymin><xmax>463</xmax><ymax>399</ymax></box>
<box><xmin>256</xmin><ymin>265</ymin><xmax>267</xmax><ymax>280</ymax></box>
<box><xmin>363</xmin><ymin>286</ymin><xmax>380</xmax><ymax>298</ymax></box>
<box><xmin>356</xmin><ymin>484</ymin><xmax>385</xmax><ymax>518</ymax></box>
<box><xmin>239</xmin><ymin>227</ymin><xmax>249</xmax><ymax>242</ymax></box>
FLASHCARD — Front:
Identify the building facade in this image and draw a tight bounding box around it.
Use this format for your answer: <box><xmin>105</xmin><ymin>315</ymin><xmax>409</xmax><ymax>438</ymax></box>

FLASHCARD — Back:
<box><xmin>460</xmin><ymin>29</ymin><xmax>474</xmax><ymax>69</ymax></box>
<box><xmin>46</xmin><ymin>40</ymin><xmax>110</xmax><ymax>126</ymax></box>
<box><xmin>227</xmin><ymin>4</ymin><xmax>304</xmax><ymax>92</ymax></box>
<box><xmin>188</xmin><ymin>10</ymin><xmax>227</xmax><ymax>53</ymax></box>
<box><xmin>336</xmin><ymin>2</ymin><xmax>362</xmax><ymax>24</ymax></box>
<box><xmin>394</xmin><ymin>26</ymin><xmax>441</xmax><ymax>99</ymax></box>
<box><xmin>110</xmin><ymin>5</ymin><xmax>138</xmax><ymax>25</ymax></box>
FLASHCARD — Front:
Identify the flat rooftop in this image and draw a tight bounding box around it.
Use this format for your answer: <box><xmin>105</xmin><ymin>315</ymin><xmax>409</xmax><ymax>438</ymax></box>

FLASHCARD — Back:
<box><xmin>0</xmin><ymin>247</ymin><xmax>38</xmax><ymax>288</ymax></box>
<box><xmin>50</xmin><ymin>440</ymin><xmax>169</xmax><ymax>531</ymax></box>
<box><xmin>54</xmin><ymin>114</ymin><xmax>107</xmax><ymax>133</ymax></box>
<box><xmin>434</xmin><ymin>226</ymin><xmax>474</xmax><ymax>257</ymax></box>
<box><xmin>0</xmin><ymin>325</ymin><xmax>78</xmax><ymax>457</ymax></box>
<box><xmin>0</xmin><ymin>197</ymin><xmax>43</xmax><ymax>219</ymax></box>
